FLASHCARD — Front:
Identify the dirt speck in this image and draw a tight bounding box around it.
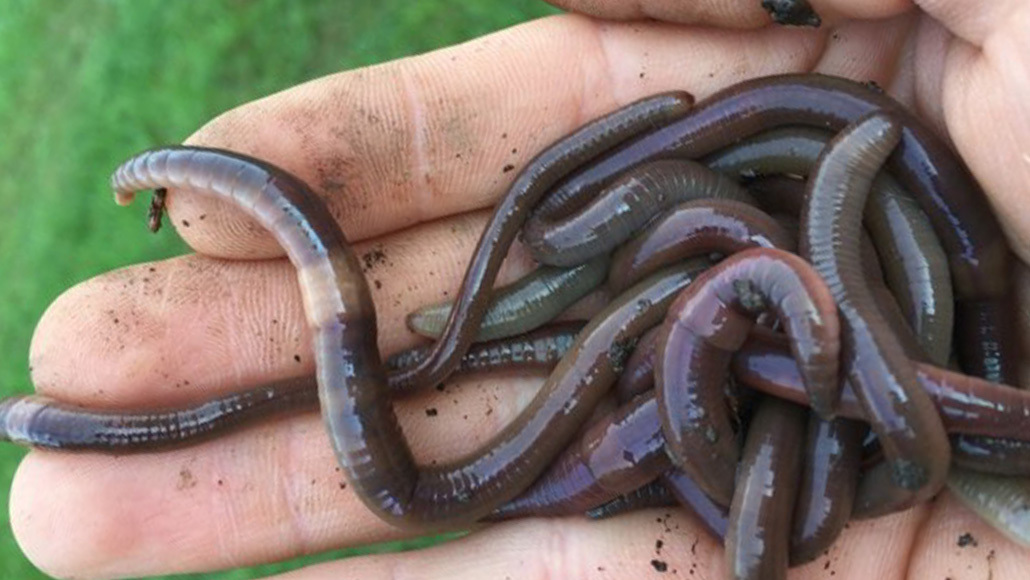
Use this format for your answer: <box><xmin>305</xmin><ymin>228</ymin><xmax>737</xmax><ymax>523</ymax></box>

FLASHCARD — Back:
<box><xmin>361</xmin><ymin>247</ymin><xmax>388</xmax><ymax>272</ymax></box>
<box><xmin>177</xmin><ymin>468</ymin><xmax>197</xmax><ymax>490</ymax></box>
<box><xmin>957</xmin><ymin>532</ymin><xmax>978</xmax><ymax>547</ymax></box>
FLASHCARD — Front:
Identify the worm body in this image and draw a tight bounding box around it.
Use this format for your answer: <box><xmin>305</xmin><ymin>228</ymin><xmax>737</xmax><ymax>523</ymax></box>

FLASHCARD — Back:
<box><xmin>387</xmin><ymin>92</ymin><xmax>694</xmax><ymax>392</ymax></box>
<box><xmin>725</xmin><ymin>398</ymin><xmax>807</xmax><ymax>580</ymax></box>
<box><xmin>706</xmin><ymin>127</ymin><xmax>954</xmax><ymax>364</ymax></box>
<box><xmin>0</xmin><ymin>378</ymin><xmax>317</xmax><ymax>451</ymax></box>
<box><xmin>490</xmin><ymin>393</ymin><xmax>670</xmax><ymax>520</ymax></box>
<box><xmin>731</xmin><ymin>334</ymin><xmax>1030</xmax><ymax>440</ymax></box>
<box><xmin>387</xmin><ymin>322</ymin><xmax>582</xmax><ymax>377</ymax></box>
<box><xmin>115</xmin><ymin>147</ymin><xmax>709</xmax><ymax>529</ymax></box>
<box><xmin>800</xmin><ymin>113</ymin><xmax>950</xmax><ymax>517</ymax></box>
<box><xmin>607</xmin><ymin>198</ymin><xmax>791</xmax><ymax>293</ymax></box>
<box><xmin>656</xmin><ymin>248</ymin><xmax>839</xmax><ymax>505</ymax></box>
<box><xmin>585</xmin><ymin>480</ymin><xmax>676</xmax><ymax>519</ymax></box>
<box><xmin>524</xmin><ymin>159</ymin><xmax>752</xmax><ymax>267</ymax></box>
<box><xmin>948</xmin><ymin>468</ymin><xmax>1030</xmax><ymax>547</ymax></box>
<box><xmin>1</xmin><ymin>324</ymin><xmax>583</xmax><ymax>453</ymax></box>
<box><xmin>789</xmin><ymin>416</ymin><xmax>865</xmax><ymax>565</ymax></box>
<box><xmin>405</xmin><ymin>257</ymin><xmax>607</xmax><ymax>343</ymax></box>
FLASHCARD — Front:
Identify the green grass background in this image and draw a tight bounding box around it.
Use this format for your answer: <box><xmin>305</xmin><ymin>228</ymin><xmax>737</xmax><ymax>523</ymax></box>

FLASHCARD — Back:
<box><xmin>0</xmin><ymin>1</ymin><xmax>559</xmax><ymax>577</ymax></box>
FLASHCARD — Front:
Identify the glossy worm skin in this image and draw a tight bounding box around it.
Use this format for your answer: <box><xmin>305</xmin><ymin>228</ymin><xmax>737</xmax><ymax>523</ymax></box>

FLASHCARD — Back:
<box><xmin>387</xmin><ymin>92</ymin><xmax>694</xmax><ymax>392</ymax></box>
<box><xmin>386</xmin><ymin>321</ymin><xmax>582</xmax><ymax>376</ymax></box>
<box><xmin>467</xmin><ymin>260</ymin><xmax>706</xmax><ymax>520</ymax></box>
<box><xmin>613</xmin><ymin>324</ymin><xmax>662</xmax><ymax>403</ymax></box>
<box><xmin>523</xmin><ymin>159</ymin><xmax>753</xmax><ymax>267</ymax></box>
<box><xmin>0</xmin><ymin>377</ymin><xmax>317</xmax><ymax>451</ymax></box>
<box><xmin>537</xmin><ymin>73</ymin><xmax>1013</xmax><ymax>389</ymax></box>
<box><xmin>656</xmin><ymin>248</ymin><xmax>839</xmax><ymax>505</ymax></box>
<box><xmin>731</xmin><ymin>333</ymin><xmax>1030</xmax><ymax>441</ymax></box>
<box><xmin>789</xmin><ymin>415</ymin><xmax>865</xmax><ymax>565</ymax></box>
<box><xmin>540</xmin><ymin>74</ymin><xmax>1008</xmax><ymax>298</ymax></box>
<box><xmin>801</xmin><ymin>113</ymin><xmax>950</xmax><ymax>518</ymax></box>
<box><xmin>585</xmin><ymin>479</ymin><xmax>676</xmax><ymax>519</ymax></box>
<box><xmin>489</xmin><ymin>392</ymin><xmax>670</xmax><ymax>520</ymax></box>
<box><xmin>0</xmin><ymin>323</ymin><xmax>583</xmax><ymax>453</ymax></box>
<box><xmin>114</xmin><ymin>146</ymin><xmax>716</xmax><ymax>530</ymax></box>
<box><xmin>584</xmin><ymin>471</ymin><xmax>731</xmax><ymax>542</ymax></box>
<box><xmin>405</xmin><ymin>256</ymin><xmax>607</xmax><ymax>343</ymax></box>
<box><xmin>725</xmin><ymin>398</ymin><xmax>807</xmax><ymax>580</ymax></box>
<box><xmin>706</xmin><ymin>127</ymin><xmax>954</xmax><ymax>365</ymax></box>
<box><xmin>607</xmin><ymin>198</ymin><xmax>792</xmax><ymax>294</ymax></box>
<box><xmin>951</xmin><ymin>435</ymin><xmax>1030</xmax><ymax>476</ymax></box>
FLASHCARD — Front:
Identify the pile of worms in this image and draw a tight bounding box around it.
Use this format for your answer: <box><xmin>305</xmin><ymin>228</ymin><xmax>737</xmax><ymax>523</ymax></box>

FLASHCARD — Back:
<box><xmin>2</xmin><ymin>73</ymin><xmax>1029</xmax><ymax>580</ymax></box>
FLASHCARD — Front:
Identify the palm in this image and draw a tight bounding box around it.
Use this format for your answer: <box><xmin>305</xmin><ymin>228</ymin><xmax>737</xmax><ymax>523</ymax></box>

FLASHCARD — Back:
<box><xmin>13</xmin><ymin>1</ymin><xmax>1030</xmax><ymax>578</ymax></box>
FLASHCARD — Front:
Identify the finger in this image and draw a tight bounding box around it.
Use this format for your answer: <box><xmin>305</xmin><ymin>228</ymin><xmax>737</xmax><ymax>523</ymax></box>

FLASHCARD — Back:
<box><xmin>908</xmin><ymin>491</ymin><xmax>1030</xmax><ymax>579</ymax></box>
<box><xmin>931</xmin><ymin>3</ymin><xmax>1030</xmax><ymax>262</ymax></box>
<box><xmin>270</xmin><ymin>507</ymin><xmax>926</xmax><ymax>580</ymax></box>
<box><xmin>546</xmin><ymin>0</ymin><xmax>912</xmax><ymax>28</ymax></box>
<box><xmin>172</xmin><ymin>14</ymin><xmax>824</xmax><ymax>258</ymax></box>
<box><xmin>282</xmin><ymin>510</ymin><xmax>728</xmax><ymax>580</ymax></box>
<box><xmin>915</xmin><ymin>0</ymin><xmax>1027</xmax><ymax>45</ymax></box>
<box><xmin>812</xmin><ymin>13</ymin><xmax>915</xmax><ymax>86</ymax></box>
<box><xmin>29</xmin><ymin>210</ymin><xmax>534</xmax><ymax>405</ymax></box>
<box><xmin>12</xmin><ymin>371</ymin><xmax>545</xmax><ymax>579</ymax></box>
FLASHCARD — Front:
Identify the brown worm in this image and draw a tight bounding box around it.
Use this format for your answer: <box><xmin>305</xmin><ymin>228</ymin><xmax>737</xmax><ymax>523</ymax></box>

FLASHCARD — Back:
<box><xmin>799</xmin><ymin>112</ymin><xmax>950</xmax><ymax>518</ymax></box>
<box><xmin>388</xmin><ymin>92</ymin><xmax>694</xmax><ymax>392</ymax></box>
<box><xmin>656</xmin><ymin>247</ymin><xmax>839</xmax><ymax>505</ymax></box>
<box><xmin>112</xmin><ymin>146</ymin><xmax>710</xmax><ymax>530</ymax></box>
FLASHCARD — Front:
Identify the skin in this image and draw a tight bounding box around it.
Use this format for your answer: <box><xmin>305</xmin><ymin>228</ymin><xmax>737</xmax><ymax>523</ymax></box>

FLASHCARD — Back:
<box><xmin>13</xmin><ymin>2</ymin><xmax>1030</xmax><ymax>579</ymax></box>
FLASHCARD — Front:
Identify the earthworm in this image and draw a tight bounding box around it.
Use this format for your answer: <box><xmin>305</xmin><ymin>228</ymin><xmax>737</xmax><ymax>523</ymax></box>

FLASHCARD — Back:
<box><xmin>534</xmin><ymin>73</ymin><xmax>1011</xmax><ymax>380</ymax></box>
<box><xmin>607</xmin><ymin>198</ymin><xmax>792</xmax><ymax>294</ymax></box>
<box><xmin>386</xmin><ymin>321</ymin><xmax>583</xmax><ymax>376</ymax></box>
<box><xmin>113</xmin><ymin>146</ymin><xmax>712</xmax><ymax>529</ymax></box>
<box><xmin>0</xmin><ymin>377</ymin><xmax>318</xmax><ymax>451</ymax></box>
<box><xmin>656</xmin><ymin>248</ymin><xmax>839</xmax><ymax>505</ymax></box>
<box><xmin>730</xmin><ymin>333</ymin><xmax>1030</xmax><ymax>441</ymax></box>
<box><xmin>725</xmin><ymin>397</ymin><xmax>807</xmax><ymax>580</ymax></box>
<box><xmin>405</xmin><ymin>256</ymin><xmax>607</xmax><ymax>343</ymax></box>
<box><xmin>522</xmin><ymin>159</ymin><xmax>753</xmax><ymax>267</ymax></box>
<box><xmin>800</xmin><ymin>112</ymin><xmax>950</xmax><ymax>517</ymax></box>
<box><xmin>489</xmin><ymin>392</ymin><xmax>671</xmax><ymax>520</ymax></box>
<box><xmin>951</xmin><ymin>435</ymin><xmax>1030</xmax><ymax>476</ymax></box>
<box><xmin>0</xmin><ymin>323</ymin><xmax>583</xmax><ymax>453</ymax></box>
<box><xmin>387</xmin><ymin>92</ymin><xmax>694</xmax><ymax>392</ymax></box>
<box><xmin>584</xmin><ymin>470</ymin><xmax>732</xmax><ymax>543</ymax></box>
<box><xmin>584</xmin><ymin>479</ymin><xmax>676</xmax><ymax>519</ymax></box>
<box><xmin>613</xmin><ymin>324</ymin><xmax>662</xmax><ymax>403</ymax></box>
<box><xmin>789</xmin><ymin>416</ymin><xmax>866</xmax><ymax>565</ymax></box>
<box><xmin>706</xmin><ymin>126</ymin><xmax>953</xmax><ymax>364</ymax></box>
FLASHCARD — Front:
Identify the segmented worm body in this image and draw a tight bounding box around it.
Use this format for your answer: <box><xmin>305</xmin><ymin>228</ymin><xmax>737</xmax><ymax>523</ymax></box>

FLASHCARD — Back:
<box><xmin>800</xmin><ymin>113</ymin><xmax>950</xmax><ymax>517</ymax></box>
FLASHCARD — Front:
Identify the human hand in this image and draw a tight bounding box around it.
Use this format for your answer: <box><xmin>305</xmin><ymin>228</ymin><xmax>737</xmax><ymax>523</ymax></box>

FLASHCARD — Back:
<box><xmin>13</xmin><ymin>0</ymin><xmax>1030</xmax><ymax>578</ymax></box>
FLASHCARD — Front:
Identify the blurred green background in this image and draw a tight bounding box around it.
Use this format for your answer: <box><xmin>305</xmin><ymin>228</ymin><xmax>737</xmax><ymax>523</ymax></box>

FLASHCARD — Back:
<box><xmin>0</xmin><ymin>1</ymin><xmax>558</xmax><ymax>577</ymax></box>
